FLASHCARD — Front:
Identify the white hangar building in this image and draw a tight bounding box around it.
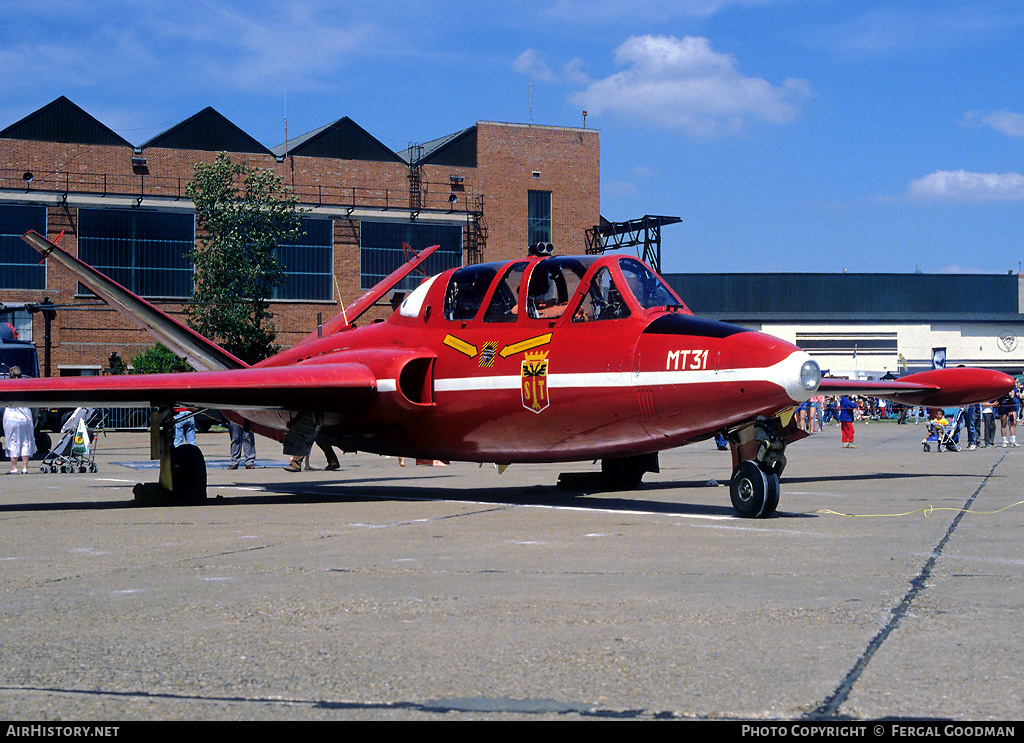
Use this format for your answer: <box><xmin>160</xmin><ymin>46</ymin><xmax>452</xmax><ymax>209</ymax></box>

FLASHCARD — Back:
<box><xmin>663</xmin><ymin>272</ymin><xmax>1024</xmax><ymax>379</ymax></box>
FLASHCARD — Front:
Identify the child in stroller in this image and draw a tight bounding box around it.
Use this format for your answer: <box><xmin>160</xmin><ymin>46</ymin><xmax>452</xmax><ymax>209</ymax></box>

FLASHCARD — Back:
<box><xmin>922</xmin><ymin>408</ymin><xmax>960</xmax><ymax>453</ymax></box>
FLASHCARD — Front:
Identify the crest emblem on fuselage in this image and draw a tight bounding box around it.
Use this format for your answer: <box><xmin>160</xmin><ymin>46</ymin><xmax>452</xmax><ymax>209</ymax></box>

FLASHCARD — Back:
<box><xmin>521</xmin><ymin>351</ymin><xmax>550</xmax><ymax>413</ymax></box>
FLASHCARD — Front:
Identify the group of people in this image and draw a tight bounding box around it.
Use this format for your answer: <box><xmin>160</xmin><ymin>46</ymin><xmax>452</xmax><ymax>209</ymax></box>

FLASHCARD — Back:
<box><xmin>796</xmin><ymin>378</ymin><xmax>1024</xmax><ymax>450</ymax></box>
<box><xmin>171</xmin><ymin>412</ymin><xmax>340</xmax><ymax>472</ymax></box>
<box><xmin>940</xmin><ymin>383</ymin><xmax>1022</xmax><ymax>450</ymax></box>
<box><xmin>796</xmin><ymin>395</ymin><xmax>860</xmax><ymax>447</ymax></box>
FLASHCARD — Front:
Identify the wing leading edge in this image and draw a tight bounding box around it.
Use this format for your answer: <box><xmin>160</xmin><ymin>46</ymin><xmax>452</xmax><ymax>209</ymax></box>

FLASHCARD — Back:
<box><xmin>21</xmin><ymin>231</ymin><xmax>246</xmax><ymax>372</ymax></box>
<box><xmin>0</xmin><ymin>364</ymin><xmax>378</xmax><ymax>409</ymax></box>
<box><xmin>818</xmin><ymin>367</ymin><xmax>1014</xmax><ymax>407</ymax></box>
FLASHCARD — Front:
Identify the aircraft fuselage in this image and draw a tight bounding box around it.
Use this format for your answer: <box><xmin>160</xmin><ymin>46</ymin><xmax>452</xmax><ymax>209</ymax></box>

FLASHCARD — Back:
<box><xmin>252</xmin><ymin>254</ymin><xmax>818</xmax><ymax>463</ymax></box>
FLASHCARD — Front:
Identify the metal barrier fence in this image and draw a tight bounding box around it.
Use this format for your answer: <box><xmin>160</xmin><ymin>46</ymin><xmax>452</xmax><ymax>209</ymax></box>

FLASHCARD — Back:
<box><xmin>99</xmin><ymin>407</ymin><xmax>152</xmax><ymax>430</ymax></box>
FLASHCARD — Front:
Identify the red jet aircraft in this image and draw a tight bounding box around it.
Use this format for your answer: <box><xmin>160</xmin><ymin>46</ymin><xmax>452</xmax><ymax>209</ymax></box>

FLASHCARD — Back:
<box><xmin>2</xmin><ymin>232</ymin><xmax>1014</xmax><ymax>517</ymax></box>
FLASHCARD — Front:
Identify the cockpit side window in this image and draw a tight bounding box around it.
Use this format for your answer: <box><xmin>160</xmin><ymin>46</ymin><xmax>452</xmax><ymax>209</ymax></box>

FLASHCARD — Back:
<box><xmin>619</xmin><ymin>257</ymin><xmax>680</xmax><ymax>309</ymax></box>
<box><xmin>526</xmin><ymin>258</ymin><xmax>587</xmax><ymax>320</ymax></box>
<box><xmin>484</xmin><ymin>262</ymin><xmax>527</xmax><ymax>323</ymax></box>
<box><xmin>443</xmin><ymin>265</ymin><xmax>499</xmax><ymax>321</ymax></box>
<box><xmin>573</xmin><ymin>267</ymin><xmax>631</xmax><ymax>322</ymax></box>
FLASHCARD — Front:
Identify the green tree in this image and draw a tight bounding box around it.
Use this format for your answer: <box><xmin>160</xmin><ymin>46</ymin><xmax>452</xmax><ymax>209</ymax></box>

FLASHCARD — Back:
<box><xmin>131</xmin><ymin>344</ymin><xmax>188</xmax><ymax>375</ymax></box>
<box><xmin>185</xmin><ymin>152</ymin><xmax>303</xmax><ymax>364</ymax></box>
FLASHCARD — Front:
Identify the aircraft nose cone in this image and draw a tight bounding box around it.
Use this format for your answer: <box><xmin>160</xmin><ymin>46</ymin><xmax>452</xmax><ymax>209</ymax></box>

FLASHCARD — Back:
<box><xmin>799</xmin><ymin>358</ymin><xmax>822</xmax><ymax>393</ymax></box>
<box><xmin>975</xmin><ymin>369</ymin><xmax>1015</xmax><ymax>401</ymax></box>
<box><xmin>726</xmin><ymin>330</ymin><xmax>821</xmax><ymax>402</ymax></box>
<box><xmin>782</xmin><ymin>351</ymin><xmax>821</xmax><ymax>402</ymax></box>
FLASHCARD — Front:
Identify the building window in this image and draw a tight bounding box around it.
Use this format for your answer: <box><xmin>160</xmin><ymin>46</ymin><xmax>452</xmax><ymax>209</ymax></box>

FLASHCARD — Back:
<box><xmin>0</xmin><ymin>204</ymin><xmax>46</xmax><ymax>289</ymax></box>
<box><xmin>0</xmin><ymin>308</ymin><xmax>33</xmax><ymax>342</ymax></box>
<box><xmin>274</xmin><ymin>217</ymin><xmax>333</xmax><ymax>301</ymax></box>
<box><xmin>795</xmin><ymin>332</ymin><xmax>898</xmax><ymax>355</ymax></box>
<box><xmin>360</xmin><ymin>221</ymin><xmax>462</xmax><ymax>290</ymax></box>
<box><xmin>528</xmin><ymin>190</ymin><xmax>552</xmax><ymax>246</ymax></box>
<box><xmin>78</xmin><ymin>208</ymin><xmax>194</xmax><ymax>298</ymax></box>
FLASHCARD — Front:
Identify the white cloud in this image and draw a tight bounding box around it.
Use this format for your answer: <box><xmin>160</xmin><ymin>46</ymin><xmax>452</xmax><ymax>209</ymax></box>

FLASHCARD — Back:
<box><xmin>513</xmin><ymin>49</ymin><xmax>590</xmax><ymax>85</ymax></box>
<box><xmin>907</xmin><ymin>170</ymin><xmax>1024</xmax><ymax>202</ymax></box>
<box><xmin>540</xmin><ymin>0</ymin><xmax>786</xmax><ymax>24</ymax></box>
<box><xmin>604</xmin><ymin>180</ymin><xmax>639</xmax><ymax>198</ymax></box>
<box><xmin>963</xmin><ymin>109</ymin><xmax>1024</xmax><ymax>138</ymax></box>
<box><xmin>813</xmin><ymin>4</ymin><xmax>1024</xmax><ymax>58</ymax></box>
<box><xmin>568</xmin><ymin>35</ymin><xmax>810</xmax><ymax>135</ymax></box>
<box><xmin>937</xmin><ymin>264</ymin><xmax>997</xmax><ymax>275</ymax></box>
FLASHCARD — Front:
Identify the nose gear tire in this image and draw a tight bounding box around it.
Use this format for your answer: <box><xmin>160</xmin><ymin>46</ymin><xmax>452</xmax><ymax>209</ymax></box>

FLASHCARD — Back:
<box><xmin>730</xmin><ymin>460</ymin><xmax>779</xmax><ymax>518</ymax></box>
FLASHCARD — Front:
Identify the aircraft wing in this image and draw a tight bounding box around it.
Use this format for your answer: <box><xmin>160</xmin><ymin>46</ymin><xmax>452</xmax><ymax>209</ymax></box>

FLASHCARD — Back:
<box><xmin>0</xmin><ymin>363</ymin><xmax>378</xmax><ymax>410</ymax></box>
<box><xmin>21</xmin><ymin>231</ymin><xmax>247</xmax><ymax>372</ymax></box>
<box><xmin>818</xmin><ymin>367</ymin><xmax>1013</xmax><ymax>407</ymax></box>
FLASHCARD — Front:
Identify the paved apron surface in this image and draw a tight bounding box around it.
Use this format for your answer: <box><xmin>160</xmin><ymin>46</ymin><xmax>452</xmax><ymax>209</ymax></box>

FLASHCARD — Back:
<box><xmin>0</xmin><ymin>422</ymin><xmax>1020</xmax><ymax>720</ymax></box>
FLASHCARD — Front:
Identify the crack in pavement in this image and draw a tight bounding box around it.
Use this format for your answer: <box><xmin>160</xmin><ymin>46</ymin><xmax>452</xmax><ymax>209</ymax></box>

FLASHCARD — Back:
<box><xmin>804</xmin><ymin>453</ymin><xmax>1007</xmax><ymax>719</ymax></box>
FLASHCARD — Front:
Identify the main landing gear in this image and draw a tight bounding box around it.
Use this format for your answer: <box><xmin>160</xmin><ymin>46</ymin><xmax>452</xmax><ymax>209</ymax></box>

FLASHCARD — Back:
<box><xmin>132</xmin><ymin>408</ymin><xmax>208</xmax><ymax>505</ymax></box>
<box><xmin>725</xmin><ymin>416</ymin><xmax>794</xmax><ymax>519</ymax></box>
<box><xmin>600</xmin><ymin>452</ymin><xmax>660</xmax><ymax>490</ymax></box>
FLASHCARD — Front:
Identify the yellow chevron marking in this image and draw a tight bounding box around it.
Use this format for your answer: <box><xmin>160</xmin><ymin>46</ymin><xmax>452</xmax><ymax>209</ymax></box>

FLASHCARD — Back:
<box><xmin>499</xmin><ymin>333</ymin><xmax>552</xmax><ymax>359</ymax></box>
<box><xmin>443</xmin><ymin>334</ymin><xmax>478</xmax><ymax>358</ymax></box>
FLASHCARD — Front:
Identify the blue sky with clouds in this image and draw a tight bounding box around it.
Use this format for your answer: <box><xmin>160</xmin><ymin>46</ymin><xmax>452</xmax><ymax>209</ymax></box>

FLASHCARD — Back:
<box><xmin>2</xmin><ymin>0</ymin><xmax>1023</xmax><ymax>275</ymax></box>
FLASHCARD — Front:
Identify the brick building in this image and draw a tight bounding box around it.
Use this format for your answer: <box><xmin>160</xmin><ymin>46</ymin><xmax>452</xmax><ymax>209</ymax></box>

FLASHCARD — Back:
<box><xmin>0</xmin><ymin>97</ymin><xmax>600</xmax><ymax>375</ymax></box>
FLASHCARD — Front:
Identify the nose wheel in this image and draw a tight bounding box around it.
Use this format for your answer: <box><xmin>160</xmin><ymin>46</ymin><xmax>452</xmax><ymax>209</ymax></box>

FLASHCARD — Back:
<box><xmin>725</xmin><ymin>415</ymin><xmax>797</xmax><ymax>518</ymax></box>
<box><xmin>730</xmin><ymin>460</ymin><xmax>780</xmax><ymax>518</ymax></box>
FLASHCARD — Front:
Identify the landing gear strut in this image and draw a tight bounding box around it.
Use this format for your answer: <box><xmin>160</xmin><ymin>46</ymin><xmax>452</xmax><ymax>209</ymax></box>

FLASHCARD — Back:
<box><xmin>600</xmin><ymin>452</ymin><xmax>659</xmax><ymax>490</ymax></box>
<box><xmin>133</xmin><ymin>407</ymin><xmax>208</xmax><ymax>504</ymax></box>
<box><xmin>726</xmin><ymin>415</ymin><xmax>795</xmax><ymax>519</ymax></box>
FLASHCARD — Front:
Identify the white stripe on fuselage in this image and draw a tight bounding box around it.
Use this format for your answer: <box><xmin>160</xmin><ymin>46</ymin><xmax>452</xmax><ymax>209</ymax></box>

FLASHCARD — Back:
<box><xmin>430</xmin><ymin>350</ymin><xmax>814</xmax><ymax>403</ymax></box>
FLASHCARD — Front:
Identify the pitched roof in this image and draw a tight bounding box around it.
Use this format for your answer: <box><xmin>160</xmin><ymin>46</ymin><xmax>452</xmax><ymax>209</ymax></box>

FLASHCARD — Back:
<box><xmin>399</xmin><ymin>127</ymin><xmax>477</xmax><ymax>167</ymax></box>
<box><xmin>139</xmin><ymin>107</ymin><xmax>273</xmax><ymax>154</ymax></box>
<box><xmin>0</xmin><ymin>96</ymin><xmax>131</xmax><ymax>147</ymax></box>
<box><xmin>271</xmin><ymin>117</ymin><xmax>402</xmax><ymax>162</ymax></box>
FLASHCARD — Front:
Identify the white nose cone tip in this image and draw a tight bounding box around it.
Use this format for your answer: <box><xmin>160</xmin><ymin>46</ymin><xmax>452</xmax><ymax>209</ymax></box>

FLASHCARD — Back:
<box><xmin>781</xmin><ymin>352</ymin><xmax>821</xmax><ymax>403</ymax></box>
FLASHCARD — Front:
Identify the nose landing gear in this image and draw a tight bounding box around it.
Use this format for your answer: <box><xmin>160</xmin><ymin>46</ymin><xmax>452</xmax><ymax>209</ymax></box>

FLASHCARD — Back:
<box><xmin>725</xmin><ymin>414</ymin><xmax>799</xmax><ymax>518</ymax></box>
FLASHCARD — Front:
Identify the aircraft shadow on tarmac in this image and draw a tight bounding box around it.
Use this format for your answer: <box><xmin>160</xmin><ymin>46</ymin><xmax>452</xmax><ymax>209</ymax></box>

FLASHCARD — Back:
<box><xmin>2</xmin><ymin>467</ymin><xmax>993</xmax><ymax>518</ymax></box>
<box><xmin>253</xmin><ymin>475</ymin><xmax>745</xmax><ymax>518</ymax></box>
<box><xmin>0</xmin><ymin>472</ymin><xmax>751</xmax><ymax>519</ymax></box>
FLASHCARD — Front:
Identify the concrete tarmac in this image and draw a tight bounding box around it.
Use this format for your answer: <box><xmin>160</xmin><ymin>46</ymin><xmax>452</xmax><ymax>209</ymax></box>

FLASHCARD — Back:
<box><xmin>0</xmin><ymin>420</ymin><xmax>1021</xmax><ymax>721</ymax></box>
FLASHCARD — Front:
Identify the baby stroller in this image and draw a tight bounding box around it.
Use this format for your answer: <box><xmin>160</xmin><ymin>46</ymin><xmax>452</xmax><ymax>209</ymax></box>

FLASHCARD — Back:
<box><xmin>39</xmin><ymin>407</ymin><xmax>102</xmax><ymax>473</ymax></box>
<box><xmin>922</xmin><ymin>408</ymin><xmax>961</xmax><ymax>453</ymax></box>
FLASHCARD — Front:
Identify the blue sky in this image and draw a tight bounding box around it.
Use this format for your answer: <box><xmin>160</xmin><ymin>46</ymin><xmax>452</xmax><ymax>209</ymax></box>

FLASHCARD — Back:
<box><xmin>2</xmin><ymin>0</ymin><xmax>1024</xmax><ymax>275</ymax></box>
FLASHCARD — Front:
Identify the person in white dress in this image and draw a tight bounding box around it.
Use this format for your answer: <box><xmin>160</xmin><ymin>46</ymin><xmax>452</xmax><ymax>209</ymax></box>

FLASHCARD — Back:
<box><xmin>3</xmin><ymin>366</ymin><xmax>36</xmax><ymax>474</ymax></box>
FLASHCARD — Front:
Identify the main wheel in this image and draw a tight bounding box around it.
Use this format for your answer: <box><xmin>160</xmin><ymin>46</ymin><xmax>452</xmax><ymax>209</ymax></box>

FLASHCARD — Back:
<box><xmin>730</xmin><ymin>460</ymin><xmax>780</xmax><ymax>519</ymax></box>
<box><xmin>170</xmin><ymin>444</ymin><xmax>207</xmax><ymax>504</ymax></box>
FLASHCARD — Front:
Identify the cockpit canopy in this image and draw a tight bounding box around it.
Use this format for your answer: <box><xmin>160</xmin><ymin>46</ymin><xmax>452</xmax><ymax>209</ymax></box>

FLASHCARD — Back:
<box><xmin>401</xmin><ymin>254</ymin><xmax>686</xmax><ymax>324</ymax></box>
